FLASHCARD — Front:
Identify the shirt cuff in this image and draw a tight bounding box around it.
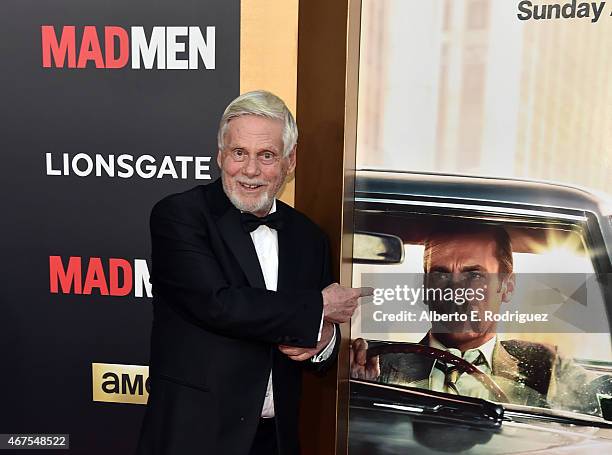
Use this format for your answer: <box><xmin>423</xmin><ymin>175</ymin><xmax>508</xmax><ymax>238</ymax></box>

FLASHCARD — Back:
<box><xmin>311</xmin><ymin>324</ymin><xmax>336</xmax><ymax>363</ymax></box>
<box><xmin>316</xmin><ymin>307</ymin><xmax>324</xmax><ymax>342</ymax></box>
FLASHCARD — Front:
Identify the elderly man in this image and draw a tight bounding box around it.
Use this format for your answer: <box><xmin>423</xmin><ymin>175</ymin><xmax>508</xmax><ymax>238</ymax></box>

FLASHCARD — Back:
<box><xmin>137</xmin><ymin>91</ymin><xmax>370</xmax><ymax>455</ymax></box>
<box><xmin>351</xmin><ymin>224</ymin><xmax>610</xmax><ymax>414</ymax></box>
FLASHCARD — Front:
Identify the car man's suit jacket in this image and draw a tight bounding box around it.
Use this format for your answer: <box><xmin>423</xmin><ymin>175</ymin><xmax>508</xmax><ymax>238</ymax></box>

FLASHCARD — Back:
<box><xmin>136</xmin><ymin>178</ymin><xmax>340</xmax><ymax>455</ymax></box>
<box><xmin>377</xmin><ymin>335</ymin><xmax>610</xmax><ymax>414</ymax></box>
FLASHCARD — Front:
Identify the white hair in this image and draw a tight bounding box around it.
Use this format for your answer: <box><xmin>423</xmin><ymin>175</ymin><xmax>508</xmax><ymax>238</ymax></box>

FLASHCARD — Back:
<box><xmin>217</xmin><ymin>90</ymin><xmax>298</xmax><ymax>158</ymax></box>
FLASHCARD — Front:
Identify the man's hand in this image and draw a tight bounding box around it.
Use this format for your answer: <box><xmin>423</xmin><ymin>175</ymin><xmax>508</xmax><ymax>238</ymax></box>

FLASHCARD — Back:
<box><xmin>279</xmin><ymin>321</ymin><xmax>335</xmax><ymax>362</ymax></box>
<box><xmin>322</xmin><ymin>283</ymin><xmax>373</xmax><ymax>324</ymax></box>
<box><xmin>349</xmin><ymin>338</ymin><xmax>380</xmax><ymax>380</ymax></box>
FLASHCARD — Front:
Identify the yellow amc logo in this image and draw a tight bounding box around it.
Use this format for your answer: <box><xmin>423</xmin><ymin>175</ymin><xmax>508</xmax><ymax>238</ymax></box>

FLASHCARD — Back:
<box><xmin>92</xmin><ymin>363</ymin><xmax>150</xmax><ymax>405</ymax></box>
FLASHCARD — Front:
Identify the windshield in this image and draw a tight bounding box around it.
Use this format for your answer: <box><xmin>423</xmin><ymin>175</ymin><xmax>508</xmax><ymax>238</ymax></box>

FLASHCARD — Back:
<box><xmin>351</xmin><ymin>212</ymin><xmax>612</xmax><ymax>419</ymax></box>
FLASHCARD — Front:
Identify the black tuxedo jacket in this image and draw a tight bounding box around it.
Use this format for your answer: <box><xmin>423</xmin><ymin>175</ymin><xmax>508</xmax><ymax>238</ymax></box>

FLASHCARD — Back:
<box><xmin>136</xmin><ymin>178</ymin><xmax>339</xmax><ymax>455</ymax></box>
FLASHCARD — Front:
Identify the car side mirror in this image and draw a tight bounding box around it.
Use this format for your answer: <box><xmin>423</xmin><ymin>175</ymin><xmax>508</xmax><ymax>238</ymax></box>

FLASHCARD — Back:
<box><xmin>353</xmin><ymin>232</ymin><xmax>404</xmax><ymax>264</ymax></box>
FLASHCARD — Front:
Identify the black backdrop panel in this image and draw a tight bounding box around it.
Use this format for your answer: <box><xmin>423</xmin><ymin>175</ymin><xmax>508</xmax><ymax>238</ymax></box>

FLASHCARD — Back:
<box><xmin>0</xmin><ymin>1</ymin><xmax>239</xmax><ymax>453</ymax></box>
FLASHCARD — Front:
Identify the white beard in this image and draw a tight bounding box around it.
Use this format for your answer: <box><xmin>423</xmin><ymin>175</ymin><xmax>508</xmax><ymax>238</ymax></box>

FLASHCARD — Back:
<box><xmin>221</xmin><ymin>174</ymin><xmax>275</xmax><ymax>215</ymax></box>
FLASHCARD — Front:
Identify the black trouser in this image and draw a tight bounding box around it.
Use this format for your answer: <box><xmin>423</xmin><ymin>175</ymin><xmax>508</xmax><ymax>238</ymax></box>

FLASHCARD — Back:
<box><xmin>248</xmin><ymin>418</ymin><xmax>279</xmax><ymax>455</ymax></box>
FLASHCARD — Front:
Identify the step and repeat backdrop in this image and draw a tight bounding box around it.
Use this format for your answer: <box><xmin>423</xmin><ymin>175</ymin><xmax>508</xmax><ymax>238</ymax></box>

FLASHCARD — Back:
<box><xmin>1</xmin><ymin>1</ymin><xmax>239</xmax><ymax>453</ymax></box>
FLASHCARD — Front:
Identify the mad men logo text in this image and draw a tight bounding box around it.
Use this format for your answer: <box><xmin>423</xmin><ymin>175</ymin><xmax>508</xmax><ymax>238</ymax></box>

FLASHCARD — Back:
<box><xmin>49</xmin><ymin>256</ymin><xmax>152</xmax><ymax>298</ymax></box>
<box><xmin>41</xmin><ymin>25</ymin><xmax>215</xmax><ymax>69</ymax></box>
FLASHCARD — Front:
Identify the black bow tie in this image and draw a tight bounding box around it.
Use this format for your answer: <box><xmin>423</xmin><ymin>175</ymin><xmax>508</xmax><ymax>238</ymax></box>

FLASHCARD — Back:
<box><xmin>240</xmin><ymin>211</ymin><xmax>284</xmax><ymax>233</ymax></box>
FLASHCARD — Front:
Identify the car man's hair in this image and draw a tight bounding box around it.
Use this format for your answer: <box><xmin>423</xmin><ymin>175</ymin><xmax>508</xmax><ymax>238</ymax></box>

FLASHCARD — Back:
<box><xmin>423</xmin><ymin>223</ymin><xmax>513</xmax><ymax>274</ymax></box>
<box><xmin>217</xmin><ymin>90</ymin><xmax>298</xmax><ymax>158</ymax></box>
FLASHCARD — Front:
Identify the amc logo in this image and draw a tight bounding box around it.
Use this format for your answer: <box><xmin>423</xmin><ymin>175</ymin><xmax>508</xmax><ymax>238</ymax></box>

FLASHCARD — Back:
<box><xmin>92</xmin><ymin>363</ymin><xmax>150</xmax><ymax>405</ymax></box>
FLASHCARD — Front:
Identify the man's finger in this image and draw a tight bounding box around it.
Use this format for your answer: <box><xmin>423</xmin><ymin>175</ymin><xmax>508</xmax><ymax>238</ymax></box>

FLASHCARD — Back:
<box><xmin>367</xmin><ymin>355</ymin><xmax>380</xmax><ymax>371</ymax></box>
<box><xmin>357</xmin><ymin>286</ymin><xmax>374</xmax><ymax>297</ymax></box>
<box><xmin>279</xmin><ymin>346</ymin><xmax>305</xmax><ymax>355</ymax></box>
<box><xmin>353</xmin><ymin>338</ymin><xmax>369</xmax><ymax>366</ymax></box>
<box><xmin>352</xmin><ymin>337</ymin><xmax>368</xmax><ymax>350</ymax></box>
<box><xmin>367</xmin><ymin>355</ymin><xmax>379</xmax><ymax>368</ymax></box>
<box><xmin>356</xmin><ymin>368</ymin><xmax>365</xmax><ymax>380</ymax></box>
<box><xmin>289</xmin><ymin>352</ymin><xmax>314</xmax><ymax>362</ymax></box>
<box><xmin>365</xmin><ymin>355</ymin><xmax>380</xmax><ymax>379</ymax></box>
<box><xmin>350</xmin><ymin>300</ymin><xmax>359</xmax><ymax>310</ymax></box>
<box><xmin>356</xmin><ymin>346</ymin><xmax>367</xmax><ymax>366</ymax></box>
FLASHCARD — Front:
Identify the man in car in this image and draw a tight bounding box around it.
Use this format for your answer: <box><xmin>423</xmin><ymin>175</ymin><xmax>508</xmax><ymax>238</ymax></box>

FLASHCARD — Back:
<box><xmin>350</xmin><ymin>224</ymin><xmax>611</xmax><ymax>414</ymax></box>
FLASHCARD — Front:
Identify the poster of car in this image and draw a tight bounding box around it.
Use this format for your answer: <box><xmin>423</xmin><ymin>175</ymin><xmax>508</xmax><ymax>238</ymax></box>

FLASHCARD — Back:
<box><xmin>348</xmin><ymin>1</ymin><xmax>612</xmax><ymax>453</ymax></box>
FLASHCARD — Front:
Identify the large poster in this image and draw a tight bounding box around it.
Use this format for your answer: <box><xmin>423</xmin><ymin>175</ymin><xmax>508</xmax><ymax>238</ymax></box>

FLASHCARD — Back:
<box><xmin>349</xmin><ymin>1</ymin><xmax>612</xmax><ymax>452</ymax></box>
<box><xmin>0</xmin><ymin>1</ymin><xmax>238</xmax><ymax>453</ymax></box>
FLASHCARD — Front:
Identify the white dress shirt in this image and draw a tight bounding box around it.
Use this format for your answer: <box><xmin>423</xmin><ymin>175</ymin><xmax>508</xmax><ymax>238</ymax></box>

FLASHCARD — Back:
<box><xmin>248</xmin><ymin>200</ymin><xmax>336</xmax><ymax>418</ymax></box>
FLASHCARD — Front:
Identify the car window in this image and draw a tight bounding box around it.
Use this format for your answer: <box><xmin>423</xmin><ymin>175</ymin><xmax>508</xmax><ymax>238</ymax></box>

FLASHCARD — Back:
<box><xmin>352</xmin><ymin>212</ymin><xmax>612</xmax><ymax>418</ymax></box>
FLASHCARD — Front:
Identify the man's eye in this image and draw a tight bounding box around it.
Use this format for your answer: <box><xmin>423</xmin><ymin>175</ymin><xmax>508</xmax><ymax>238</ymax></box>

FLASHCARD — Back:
<box><xmin>430</xmin><ymin>272</ymin><xmax>448</xmax><ymax>281</ymax></box>
<box><xmin>262</xmin><ymin>152</ymin><xmax>274</xmax><ymax>159</ymax></box>
<box><xmin>468</xmin><ymin>271</ymin><xmax>484</xmax><ymax>281</ymax></box>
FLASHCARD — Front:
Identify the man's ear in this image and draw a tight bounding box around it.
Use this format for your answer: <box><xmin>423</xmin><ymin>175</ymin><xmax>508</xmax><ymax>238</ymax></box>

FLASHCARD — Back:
<box><xmin>286</xmin><ymin>145</ymin><xmax>297</xmax><ymax>175</ymax></box>
<box><xmin>216</xmin><ymin>149</ymin><xmax>223</xmax><ymax>169</ymax></box>
<box><xmin>501</xmin><ymin>273</ymin><xmax>515</xmax><ymax>303</ymax></box>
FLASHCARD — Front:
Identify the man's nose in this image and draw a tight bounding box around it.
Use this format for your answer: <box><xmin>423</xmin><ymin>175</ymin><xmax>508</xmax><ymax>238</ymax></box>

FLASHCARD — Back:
<box><xmin>241</xmin><ymin>155</ymin><xmax>261</xmax><ymax>177</ymax></box>
<box><xmin>449</xmin><ymin>272</ymin><xmax>463</xmax><ymax>286</ymax></box>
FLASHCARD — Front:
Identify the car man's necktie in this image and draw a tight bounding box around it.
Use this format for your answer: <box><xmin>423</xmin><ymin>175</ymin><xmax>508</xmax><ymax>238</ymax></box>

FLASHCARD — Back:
<box><xmin>434</xmin><ymin>351</ymin><xmax>487</xmax><ymax>395</ymax></box>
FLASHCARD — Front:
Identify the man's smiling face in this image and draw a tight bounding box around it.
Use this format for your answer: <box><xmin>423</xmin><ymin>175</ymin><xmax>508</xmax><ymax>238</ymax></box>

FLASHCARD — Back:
<box><xmin>217</xmin><ymin>115</ymin><xmax>296</xmax><ymax>217</ymax></box>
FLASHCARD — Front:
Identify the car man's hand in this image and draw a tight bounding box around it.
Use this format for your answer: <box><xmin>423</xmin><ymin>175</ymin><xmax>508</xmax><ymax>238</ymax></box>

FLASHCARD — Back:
<box><xmin>279</xmin><ymin>321</ymin><xmax>335</xmax><ymax>361</ymax></box>
<box><xmin>322</xmin><ymin>283</ymin><xmax>373</xmax><ymax>324</ymax></box>
<box><xmin>349</xmin><ymin>338</ymin><xmax>380</xmax><ymax>380</ymax></box>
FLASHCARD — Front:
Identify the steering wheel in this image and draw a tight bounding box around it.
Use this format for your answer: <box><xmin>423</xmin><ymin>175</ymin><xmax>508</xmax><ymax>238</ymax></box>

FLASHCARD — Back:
<box><xmin>366</xmin><ymin>342</ymin><xmax>509</xmax><ymax>403</ymax></box>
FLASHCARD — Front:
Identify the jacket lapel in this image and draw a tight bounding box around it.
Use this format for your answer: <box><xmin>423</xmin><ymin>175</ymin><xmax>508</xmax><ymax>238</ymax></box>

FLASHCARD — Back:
<box><xmin>275</xmin><ymin>201</ymin><xmax>296</xmax><ymax>292</ymax></box>
<box><xmin>420</xmin><ymin>333</ymin><xmax>436</xmax><ymax>388</ymax></box>
<box><xmin>492</xmin><ymin>340</ymin><xmax>542</xmax><ymax>405</ymax></box>
<box><xmin>492</xmin><ymin>340</ymin><xmax>522</xmax><ymax>381</ymax></box>
<box><xmin>207</xmin><ymin>179</ymin><xmax>266</xmax><ymax>289</ymax></box>
<box><xmin>217</xmin><ymin>208</ymin><xmax>267</xmax><ymax>289</ymax></box>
